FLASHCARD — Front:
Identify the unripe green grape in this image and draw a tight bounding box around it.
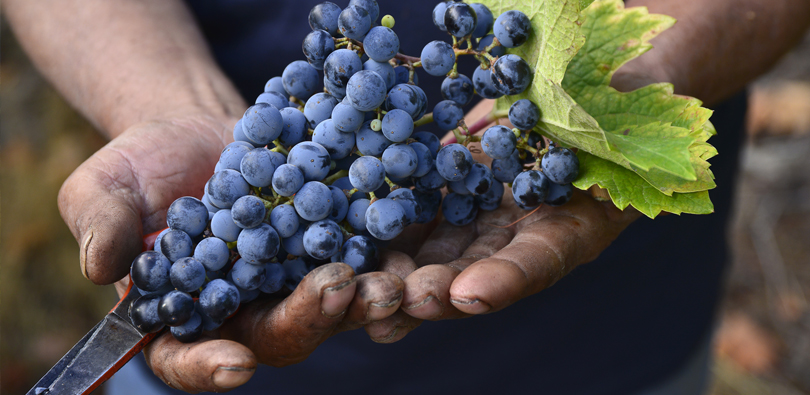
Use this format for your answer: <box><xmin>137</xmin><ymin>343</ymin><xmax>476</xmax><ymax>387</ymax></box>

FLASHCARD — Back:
<box><xmin>382</xmin><ymin>15</ymin><xmax>395</xmax><ymax>28</ymax></box>
<box><xmin>370</xmin><ymin>119</ymin><xmax>382</xmax><ymax>131</ymax></box>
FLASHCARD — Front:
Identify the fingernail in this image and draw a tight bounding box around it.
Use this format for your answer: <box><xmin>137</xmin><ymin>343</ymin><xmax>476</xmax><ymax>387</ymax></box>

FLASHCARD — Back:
<box><xmin>368</xmin><ymin>292</ymin><xmax>403</xmax><ymax>321</ymax></box>
<box><xmin>404</xmin><ymin>295</ymin><xmax>443</xmax><ymax>319</ymax></box>
<box><xmin>212</xmin><ymin>366</ymin><xmax>254</xmax><ymax>389</ymax></box>
<box><xmin>79</xmin><ymin>230</ymin><xmax>93</xmax><ymax>280</ymax></box>
<box><xmin>450</xmin><ymin>298</ymin><xmax>491</xmax><ymax>314</ymax></box>
<box><xmin>371</xmin><ymin>326</ymin><xmax>401</xmax><ymax>343</ymax></box>
<box><xmin>322</xmin><ymin>279</ymin><xmax>355</xmax><ymax>317</ymax></box>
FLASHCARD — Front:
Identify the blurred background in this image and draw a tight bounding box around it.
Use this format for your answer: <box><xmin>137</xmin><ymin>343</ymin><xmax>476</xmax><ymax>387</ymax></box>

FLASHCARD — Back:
<box><xmin>1</xmin><ymin>17</ymin><xmax>809</xmax><ymax>395</ymax></box>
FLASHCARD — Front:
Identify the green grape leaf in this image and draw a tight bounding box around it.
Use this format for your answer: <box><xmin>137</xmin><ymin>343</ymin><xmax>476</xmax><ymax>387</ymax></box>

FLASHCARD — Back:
<box><xmin>573</xmin><ymin>152</ymin><xmax>714</xmax><ymax>217</ymax></box>
<box><xmin>478</xmin><ymin>0</ymin><xmax>718</xmax><ymax>216</ymax></box>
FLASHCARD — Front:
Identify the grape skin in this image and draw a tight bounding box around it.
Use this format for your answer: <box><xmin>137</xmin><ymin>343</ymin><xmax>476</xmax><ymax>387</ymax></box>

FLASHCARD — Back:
<box><xmin>472</xmin><ymin>66</ymin><xmax>504</xmax><ymax>99</ymax></box>
<box><xmin>442</xmin><ymin>193</ymin><xmax>478</xmax><ymax>226</ymax></box>
<box><xmin>433</xmin><ymin>100</ymin><xmax>464</xmax><ymax>131</ymax></box>
<box><xmin>240</xmin><ymin>148</ymin><xmax>277</xmax><ymax>188</ymax></box>
<box><xmin>193</xmin><ymin>237</ymin><xmax>230</xmax><ymax>271</ymax></box>
<box><xmin>493</xmin><ymin>10</ymin><xmax>532</xmax><ymax>48</ymax></box>
<box><xmin>441</xmin><ymin>74</ymin><xmax>474</xmax><ymax>106</ymax></box>
<box><xmin>287</xmin><ymin>141</ymin><xmax>331</xmax><ymax>182</ymax></box>
<box><xmin>365</xmin><ymin>198</ymin><xmax>407</xmax><ymax>240</ymax></box>
<box><xmin>363</xmin><ymin>26</ymin><xmax>399</xmax><ymax>62</ymax></box>
<box><xmin>312</xmin><ymin>119</ymin><xmax>356</xmax><ymax>159</ymax></box>
<box><xmin>481</xmin><ymin>125</ymin><xmax>518</xmax><ymax>160</ymax></box>
<box><xmin>338</xmin><ymin>6</ymin><xmax>371</xmax><ymax>40</ymax></box>
<box><xmin>444</xmin><ymin>3</ymin><xmax>477</xmax><ymax>38</ymax></box>
<box><xmin>389</xmin><ymin>188</ymin><xmax>421</xmax><ymax>225</ymax></box>
<box><xmin>236</xmin><ymin>223</ymin><xmax>281</xmax><ymax>264</ymax></box>
<box><xmin>167</xmin><ymin>196</ymin><xmax>209</xmax><ymax>237</ymax></box>
<box><xmin>464</xmin><ymin>163</ymin><xmax>494</xmax><ymax>195</ymax></box>
<box><xmin>420</xmin><ymin>41</ymin><xmax>456</xmax><ymax>77</ymax></box>
<box><xmin>199</xmin><ymin>279</ymin><xmax>240</xmax><ymax>322</ymax></box>
<box><xmin>349</xmin><ymin>156</ymin><xmax>386</xmax><ymax>193</ymax></box>
<box><xmin>272</xmin><ymin>164</ymin><xmax>305</xmax><ymax>197</ymax></box>
<box><xmin>508</xmin><ymin>99</ymin><xmax>540</xmax><ymax>130</ymax></box>
<box><xmin>346</xmin><ymin>70</ymin><xmax>388</xmax><ymax>112</ymax></box>
<box><xmin>382</xmin><ymin>143</ymin><xmax>418</xmax><ymax>178</ymax></box>
<box><xmin>231</xmin><ymin>258</ymin><xmax>267</xmax><ymax>291</ymax></box>
<box><xmin>170</xmin><ymin>257</ymin><xmax>206</xmax><ymax>293</ymax></box>
<box><xmin>282</xmin><ymin>60</ymin><xmax>321</xmax><ymax>100</ymax></box>
<box><xmin>304</xmin><ymin>93</ymin><xmax>339</xmax><ymax>129</ymax></box>
<box><xmin>210</xmin><ymin>209</ymin><xmax>242</xmax><ymax>242</ymax></box>
<box><xmin>347</xmin><ymin>199</ymin><xmax>370</xmax><ymax>232</ymax></box>
<box><xmin>270</xmin><ymin>204</ymin><xmax>300</xmax><ymax>239</ymax></box>
<box><xmin>348</xmin><ymin>0</ymin><xmax>379</xmax><ymax>23</ymax></box>
<box><xmin>302</xmin><ymin>29</ymin><xmax>336</xmax><ymax>70</ymax></box>
<box><xmin>512</xmin><ymin>170</ymin><xmax>550</xmax><ymax>209</ymax></box>
<box><xmin>309</xmin><ymin>2</ymin><xmax>342</xmax><ymax>36</ymax></box>
<box><xmin>294</xmin><ymin>181</ymin><xmax>334</xmax><ymax>221</ymax></box>
<box><xmin>303</xmin><ymin>220</ymin><xmax>343</xmax><ymax>260</ymax></box>
<box><xmin>541</xmin><ymin>147</ymin><xmax>580</xmax><ymax>184</ymax></box>
<box><xmin>436</xmin><ymin>143</ymin><xmax>473</xmax><ymax>182</ymax></box>
<box><xmin>332</xmin><ymin>98</ymin><xmax>366</xmax><ymax>132</ymax></box>
<box><xmin>490</xmin><ymin>54</ymin><xmax>533</xmax><ymax>95</ymax></box>
<box><xmin>470</xmin><ymin>3</ymin><xmax>494</xmax><ymax>38</ymax></box>
<box><xmin>340</xmin><ymin>236</ymin><xmax>379</xmax><ymax>274</ymax></box>
<box><xmin>160</xmin><ymin>229</ymin><xmax>193</xmax><ymax>263</ymax></box>
<box><xmin>381</xmin><ymin>109</ymin><xmax>414</xmax><ymax>142</ymax></box>
<box><xmin>355</xmin><ymin>120</ymin><xmax>392</xmax><ymax>156</ymax></box>
<box><xmin>131</xmin><ymin>251</ymin><xmax>172</xmax><ymax>293</ymax></box>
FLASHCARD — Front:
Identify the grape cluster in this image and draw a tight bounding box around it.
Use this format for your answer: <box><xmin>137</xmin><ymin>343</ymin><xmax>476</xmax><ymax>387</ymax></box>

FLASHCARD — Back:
<box><xmin>127</xmin><ymin>0</ymin><xmax>580</xmax><ymax>343</ymax></box>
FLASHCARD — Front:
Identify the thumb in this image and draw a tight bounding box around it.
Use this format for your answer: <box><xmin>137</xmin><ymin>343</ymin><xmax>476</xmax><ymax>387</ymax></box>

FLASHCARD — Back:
<box><xmin>58</xmin><ymin>153</ymin><xmax>144</xmax><ymax>285</ymax></box>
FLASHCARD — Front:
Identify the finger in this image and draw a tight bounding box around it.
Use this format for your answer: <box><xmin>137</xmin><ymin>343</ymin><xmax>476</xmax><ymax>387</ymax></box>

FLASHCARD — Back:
<box><xmin>385</xmin><ymin>219</ymin><xmax>441</xmax><ymax>258</ymax></box>
<box><xmin>377</xmin><ymin>249</ymin><xmax>419</xmax><ymax>279</ymax></box>
<box><xmin>445</xmin><ymin>225</ymin><xmax>517</xmax><ymax>271</ymax></box>
<box><xmin>413</xmin><ymin>221</ymin><xmax>478</xmax><ymax>266</ymax></box>
<box><xmin>449</xmin><ymin>193</ymin><xmax>639</xmax><ymax>315</ymax></box>
<box><xmin>337</xmin><ymin>271</ymin><xmax>404</xmax><ymax>331</ymax></box>
<box><xmin>145</xmin><ymin>333</ymin><xmax>257</xmax><ymax>393</ymax></box>
<box><xmin>219</xmin><ymin>262</ymin><xmax>356</xmax><ymax>367</ymax></box>
<box><xmin>58</xmin><ymin>157</ymin><xmax>144</xmax><ymax>284</ymax></box>
<box><xmin>364</xmin><ymin>309</ymin><xmax>423</xmax><ymax>344</ymax></box>
<box><xmin>401</xmin><ymin>263</ymin><xmax>470</xmax><ymax>321</ymax></box>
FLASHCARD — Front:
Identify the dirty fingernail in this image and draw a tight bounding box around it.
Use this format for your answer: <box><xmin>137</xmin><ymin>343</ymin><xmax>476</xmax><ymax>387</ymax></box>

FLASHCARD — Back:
<box><xmin>450</xmin><ymin>298</ymin><xmax>491</xmax><ymax>314</ymax></box>
<box><xmin>79</xmin><ymin>230</ymin><xmax>93</xmax><ymax>279</ymax></box>
<box><xmin>368</xmin><ymin>292</ymin><xmax>403</xmax><ymax>321</ymax></box>
<box><xmin>404</xmin><ymin>295</ymin><xmax>443</xmax><ymax>319</ymax></box>
<box><xmin>212</xmin><ymin>366</ymin><xmax>254</xmax><ymax>389</ymax></box>
<box><xmin>322</xmin><ymin>280</ymin><xmax>356</xmax><ymax>317</ymax></box>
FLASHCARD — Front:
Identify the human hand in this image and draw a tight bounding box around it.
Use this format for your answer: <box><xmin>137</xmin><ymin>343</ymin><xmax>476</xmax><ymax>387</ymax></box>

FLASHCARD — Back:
<box><xmin>58</xmin><ymin>116</ymin><xmax>405</xmax><ymax>392</ymax></box>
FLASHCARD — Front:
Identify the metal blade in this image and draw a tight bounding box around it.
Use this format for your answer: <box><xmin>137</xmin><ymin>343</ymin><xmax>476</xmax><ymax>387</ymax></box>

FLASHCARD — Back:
<box><xmin>27</xmin><ymin>284</ymin><xmax>160</xmax><ymax>395</ymax></box>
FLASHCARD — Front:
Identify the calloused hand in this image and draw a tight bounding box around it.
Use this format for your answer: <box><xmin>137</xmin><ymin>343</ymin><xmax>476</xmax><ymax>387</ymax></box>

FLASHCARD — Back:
<box><xmin>57</xmin><ymin>116</ymin><xmax>404</xmax><ymax>392</ymax></box>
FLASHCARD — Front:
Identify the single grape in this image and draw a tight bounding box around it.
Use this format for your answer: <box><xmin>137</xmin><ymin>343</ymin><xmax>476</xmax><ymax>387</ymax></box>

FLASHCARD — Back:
<box><xmin>381</xmin><ymin>109</ymin><xmax>414</xmax><ymax>143</ymax></box>
<box><xmin>230</xmin><ymin>258</ymin><xmax>267</xmax><ymax>291</ymax></box>
<box><xmin>420</xmin><ymin>41</ymin><xmax>456</xmax><ymax>77</ymax></box>
<box><xmin>210</xmin><ymin>209</ymin><xmax>242</xmax><ymax>242</ymax></box>
<box><xmin>541</xmin><ymin>147</ymin><xmax>580</xmax><ymax>184</ymax></box>
<box><xmin>491</xmin><ymin>153</ymin><xmax>523</xmax><ymax>183</ymax></box>
<box><xmin>410</xmin><ymin>142</ymin><xmax>434</xmax><ymax>178</ymax></box>
<box><xmin>170</xmin><ymin>312</ymin><xmax>203</xmax><ymax>343</ymax></box>
<box><xmin>448</xmin><ymin>178</ymin><xmax>472</xmax><ymax>195</ymax></box>
<box><xmin>412</xmin><ymin>131</ymin><xmax>441</xmax><ymax>157</ymax></box>
<box><xmin>346</xmin><ymin>198</ymin><xmax>370</xmax><ymax>232</ymax></box>
<box><xmin>348</xmin><ymin>0</ymin><xmax>379</xmax><ymax>23</ymax></box>
<box><xmin>233</xmin><ymin>278</ymin><xmax>261</xmax><ymax>304</ymax></box>
<box><xmin>385</xmin><ymin>84</ymin><xmax>423</xmax><ymax>120</ymax></box>
<box><xmin>382</xmin><ymin>143</ymin><xmax>418</xmax><ymax>178</ymax></box>
<box><xmin>170</xmin><ymin>257</ymin><xmax>206</xmax><ymax>293</ymax></box>
<box><xmin>309</xmin><ymin>2</ymin><xmax>342</xmax><ymax>36</ymax></box>
<box><xmin>508</xmin><ymin>99</ymin><xmax>540</xmax><ymax>130</ymax></box>
<box><xmin>432</xmin><ymin>1</ymin><xmax>451</xmax><ymax>31</ymax></box>
<box><xmin>472</xmin><ymin>66</ymin><xmax>504</xmax><ymax>99</ymax></box>
<box><xmin>287</xmin><ymin>141</ymin><xmax>331</xmax><ymax>182</ymax></box>
<box><xmin>444</xmin><ymin>3</ymin><xmax>477</xmax><ymax>38</ymax></box>
<box><xmin>201</xmin><ymin>194</ymin><xmax>219</xmax><ymax>216</ymax></box>
<box><xmin>304</xmin><ymin>93</ymin><xmax>339</xmax><ymax>129</ymax></box>
<box><xmin>365</xmin><ymin>198</ymin><xmax>407</xmax><ymax>240</ymax></box>
<box><xmin>193</xmin><ymin>237</ymin><xmax>230</xmax><ymax>271</ymax></box>
<box><xmin>481</xmin><ymin>125</ymin><xmax>518</xmax><ymax>160</ymax></box>
<box><xmin>294</xmin><ymin>181</ymin><xmax>334</xmax><ymax>221</ymax></box>
<box><xmin>512</xmin><ymin>170</ymin><xmax>550</xmax><ymax>209</ymax></box>
<box><xmin>160</xmin><ymin>229</ymin><xmax>193</xmax><ymax>263</ymax></box>
<box><xmin>545</xmin><ymin>182</ymin><xmax>573</xmax><ymax>206</ymax></box>
<box><xmin>464</xmin><ymin>163</ymin><xmax>494</xmax><ymax>194</ymax></box>
<box><xmin>207</xmin><ymin>169</ymin><xmax>250</xmax><ymax>208</ymax></box>
<box><xmin>260</xmin><ymin>263</ymin><xmax>286</xmax><ymax>294</ymax></box>
<box><xmin>270</xmin><ymin>204</ymin><xmax>300</xmax><ymax>238</ymax></box>
<box><xmin>338</xmin><ymin>6</ymin><xmax>371</xmax><ymax>40</ymax></box>
<box><xmin>196</xmin><ymin>302</ymin><xmax>224</xmax><ymax>331</ymax></box>
<box><xmin>349</xmin><ymin>156</ymin><xmax>385</xmax><ymax>192</ymax></box>
<box><xmin>312</xmin><ymin>119</ymin><xmax>356</xmax><ymax>159</ymax></box>
<box><xmin>475</xmin><ymin>180</ymin><xmax>504</xmax><ymax>211</ymax></box>
<box><xmin>355</xmin><ymin>120</ymin><xmax>392</xmax><ymax>156</ymax></box>
<box><xmin>303</xmin><ymin>220</ymin><xmax>343</xmax><ymax>260</ymax></box>
<box><xmin>264</xmin><ymin>76</ymin><xmax>289</xmax><ymax>96</ymax></box>
<box><xmin>327</xmin><ymin>186</ymin><xmax>349</xmax><ymax>222</ymax></box>
<box><xmin>255</xmin><ymin>91</ymin><xmax>289</xmax><ymax>109</ymax></box>
<box><xmin>332</xmin><ymin>98</ymin><xmax>365</xmax><ymax>132</ymax></box>
<box><xmin>129</xmin><ymin>294</ymin><xmax>164</xmax><ymax>333</ymax></box>
<box><xmin>493</xmin><ymin>10</ymin><xmax>532</xmax><ymax>48</ymax></box>
<box><xmin>233</xmin><ymin>118</ymin><xmax>260</xmax><ymax>147</ymax></box>
<box><xmin>231</xmin><ymin>195</ymin><xmax>266</xmax><ymax>229</ymax></box>
<box><xmin>381</xmin><ymin>14</ymin><xmax>395</xmax><ymax>28</ymax></box>
<box><xmin>324</xmin><ymin>76</ymin><xmax>346</xmax><ymax>99</ymax></box>
<box><xmin>345</xmin><ymin>70</ymin><xmax>387</xmax><ymax>112</ymax></box>
<box><xmin>167</xmin><ymin>196</ymin><xmax>208</xmax><ymax>237</ymax></box>
<box><xmin>414</xmin><ymin>189</ymin><xmax>442</xmax><ymax>223</ymax></box>
<box><xmin>490</xmin><ymin>54</ymin><xmax>533</xmax><ymax>95</ymax></box>
<box><xmin>282</xmin><ymin>60</ymin><xmax>321</xmax><ymax>100</ymax></box>
<box><xmin>388</xmin><ymin>188</ymin><xmax>421</xmax><ymax>225</ymax></box>
<box><xmin>340</xmin><ymin>236</ymin><xmax>379</xmax><ymax>274</ymax></box>
<box><xmin>414</xmin><ymin>167</ymin><xmax>447</xmax><ymax>192</ymax></box>
<box><xmin>130</xmin><ymin>251</ymin><xmax>172</xmax><ymax>293</ymax></box>
<box><xmin>219</xmin><ymin>142</ymin><xmax>254</xmax><ymax>171</ymax></box>
<box><xmin>199</xmin><ymin>279</ymin><xmax>240</xmax><ymax>322</ymax></box>
<box><xmin>470</xmin><ymin>3</ymin><xmax>494</xmax><ymax>38</ymax></box>
<box><xmin>302</xmin><ymin>29</ymin><xmax>336</xmax><ymax>70</ymax></box>
<box><xmin>436</xmin><ymin>143</ymin><xmax>473</xmax><ymax>181</ymax></box>
<box><xmin>281</xmin><ymin>225</ymin><xmax>306</xmax><ymax>257</ymax></box>
<box><xmin>237</xmin><ymin>223</ymin><xmax>280</xmax><ymax>264</ymax></box>
<box><xmin>240</xmin><ymin>148</ymin><xmax>277</xmax><ymax>188</ymax></box>
<box><xmin>433</xmin><ymin>100</ymin><xmax>464</xmax><ymax>131</ymax></box>
<box><xmin>476</xmin><ymin>34</ymin><xmax>506</xmax><ymax>56</ymax></box>
<box><xmin>413</xmin><ymin>85</ymin><xmax>430</xmax><ymax>120</ymax></box>
<box><xmin>441</xmin><ymin>74</ymin><xmax>474</xmax><ymax>106</ymax></box>
<box><xmin>442</xmin><ymin>193</ymin><xmax>478</xmax><ymax>226</ymax></box>
<box><xmin>158</xmin><ymin>290</ymin><xmax>195</xmax><ymax>326</ymax></box>
<box><xmin>363</xmin><ymin>59</ymin><xmax>396</xmax><ymax>90</ymax></box>
<box><xmin>283</xmin><ymin>257</ymin><xmax>315</xmax><ymax>290</ymax></box>
<box><xmin>272</xmin><ymin>164</ymin><xmax>305</xmax><ymax>197</ymax></box>
<box><xmin>279</xmin><ymin>107</ymin><xmax>308</xmax><ymax>146</ymax></box>
<box><xmin>363</xmin><ymin>26</ymin><xmax>399</xmax><ymax>62</ymax></box>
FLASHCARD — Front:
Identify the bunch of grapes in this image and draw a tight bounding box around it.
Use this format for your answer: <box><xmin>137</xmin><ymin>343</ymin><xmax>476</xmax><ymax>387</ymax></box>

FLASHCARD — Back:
<box><xmin>128</xmin><ymin>0</ymin><xmax>581</xmax><ymax>343</ymax></box>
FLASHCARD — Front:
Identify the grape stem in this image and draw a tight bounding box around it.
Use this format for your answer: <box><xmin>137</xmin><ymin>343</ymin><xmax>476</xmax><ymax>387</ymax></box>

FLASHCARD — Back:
<box><xmin>444</xmin><ymin>109</ymin><xmax>508</xmax><ymax>145</ymax></box>
<box><xmin>413</xmin><ymin>112</ymin><xmax>434</xmax><ymax>127</ymax></box>
<box><xmin>323</xmin><ymin>169</ymin><xmax>349</xmax><ymax>185</ymax></box>
<box><xmin>271</xmin><ymin>139</ymin><xmax>289</xmax><ymax>155</ymax></box>
<box><xmin>384</xmin><ymin>177</ymin><xmax>399</xmax><ymax>190</ymax></box>
<box><xmin>394</xmin><ymin>52</ymin><xmax>421</xmax><ymax>64</ymax></box>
